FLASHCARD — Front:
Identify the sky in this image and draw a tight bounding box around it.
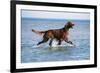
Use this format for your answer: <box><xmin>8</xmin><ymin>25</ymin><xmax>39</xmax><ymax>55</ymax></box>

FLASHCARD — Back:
<box><xmin>21</xmin><ymin>10</ymin><xmax>90</xmax><ymax>20</ymax></box>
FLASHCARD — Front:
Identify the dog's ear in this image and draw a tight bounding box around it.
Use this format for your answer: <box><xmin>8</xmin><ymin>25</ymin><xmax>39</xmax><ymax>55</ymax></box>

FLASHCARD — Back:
<box><xmin>65</xmin><ymin>22</ymin><xmax>71</xmax><ymax>27</ymax></box>
<box><xmin>65</xmin><ymin>21</ymin><xmax>74</xmax><ymax>29</ymax></box>
<box><xmin>67</xmin><ymin>21</ymin><xmax>72</xmax><ymax>25</ymax></box>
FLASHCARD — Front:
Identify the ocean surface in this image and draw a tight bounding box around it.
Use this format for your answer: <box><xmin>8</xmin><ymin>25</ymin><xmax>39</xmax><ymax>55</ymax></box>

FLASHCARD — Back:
<box><xmin>21</xmin><ymin>18</ymin><xmax>90</xmax><ymax>63</ymax></box>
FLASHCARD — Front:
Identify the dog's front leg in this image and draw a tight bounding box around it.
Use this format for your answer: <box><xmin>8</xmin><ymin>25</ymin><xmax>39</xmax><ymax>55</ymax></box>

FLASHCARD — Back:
<box><xmin>65</xmin><ymin>38</ymin><xmax>73</xmax><ymax>45</ymax></box>
<box><xmin>67</xmin><ymin>41</ymin><xmax>73</xmax><ymax>45</ymax></box>
<box><xmin>58</xmin><ymin>40</ymin><xmax>62</xmax><ymax>45</ymax></box>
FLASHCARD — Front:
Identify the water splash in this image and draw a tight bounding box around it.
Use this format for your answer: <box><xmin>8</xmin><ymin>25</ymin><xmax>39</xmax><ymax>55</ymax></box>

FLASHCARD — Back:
<box><xmin>51</xmin><ymin>40</ymin><xmax>58</xmax><ymax>47</ymax></box>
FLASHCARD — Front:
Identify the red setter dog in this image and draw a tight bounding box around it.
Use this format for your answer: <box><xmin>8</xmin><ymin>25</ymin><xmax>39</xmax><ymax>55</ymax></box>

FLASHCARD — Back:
<box><xmin>32</xmin><ymin>21</ymin><xmax>75</xmax><ymax>46</ymax></box>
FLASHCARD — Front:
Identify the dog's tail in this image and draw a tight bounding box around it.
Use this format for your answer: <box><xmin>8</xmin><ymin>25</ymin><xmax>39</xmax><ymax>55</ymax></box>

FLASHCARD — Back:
<box><xmin>32</xmin><ymin>29</ymin><xmax>46</xmax><ymax>35</ymax></box>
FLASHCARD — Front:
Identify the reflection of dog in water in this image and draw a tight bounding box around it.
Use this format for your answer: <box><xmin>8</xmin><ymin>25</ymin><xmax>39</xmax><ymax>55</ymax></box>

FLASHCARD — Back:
<box><xmin>32</xmin><ymin>21</ymin><xmax>75</xmax><ymax>47</ymax></box>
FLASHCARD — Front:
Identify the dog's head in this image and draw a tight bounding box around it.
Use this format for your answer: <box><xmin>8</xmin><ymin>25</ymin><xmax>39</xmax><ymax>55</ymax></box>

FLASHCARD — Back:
<box><xmin>64</xmin><ymin>21</ymin><xmax>75</xmax><ymax>29</ymax></box>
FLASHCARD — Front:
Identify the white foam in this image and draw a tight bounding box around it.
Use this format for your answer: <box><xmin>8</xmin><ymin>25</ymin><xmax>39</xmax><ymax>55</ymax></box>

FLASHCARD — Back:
<box><xmin>51</xmin><ymin>40</ymin><xmax>58</xmax><ymax>47</ymax></box>
<box><xmin>32</xmin><ymin>40</ymin><xmax>74</xmax><ymax>48</ymax></box>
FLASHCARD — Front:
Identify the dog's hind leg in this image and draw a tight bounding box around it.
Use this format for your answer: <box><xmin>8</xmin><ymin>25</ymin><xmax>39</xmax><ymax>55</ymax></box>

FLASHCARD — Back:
<box><xmin>49</xmin><ymin>39</ymin><xmax>53</xmax><ymax>47</ymax></box>
<box><xmin>37</xmin><ymin>38</ymin><xmax>49</xmax><ymax>45</ymax></box>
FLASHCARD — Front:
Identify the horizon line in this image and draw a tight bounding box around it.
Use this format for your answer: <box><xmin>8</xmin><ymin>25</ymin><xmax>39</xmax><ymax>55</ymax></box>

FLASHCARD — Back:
<box><xmin>22</xmin><ymin>17</ymin><xmax>90</xmax><ymax>21</ymax></box>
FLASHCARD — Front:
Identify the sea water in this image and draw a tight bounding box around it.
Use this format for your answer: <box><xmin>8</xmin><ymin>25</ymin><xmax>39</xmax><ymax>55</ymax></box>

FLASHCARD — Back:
<box><xmin>21</xmin><ymin>18</ymin><xmax>90</xmax><ymax>63</ymax></box>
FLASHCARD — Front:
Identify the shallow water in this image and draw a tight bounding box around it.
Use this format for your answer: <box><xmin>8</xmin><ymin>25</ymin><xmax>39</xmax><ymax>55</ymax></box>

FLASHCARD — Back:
<box><xmin>21</xmin><ymin>18</ymin><xmax>90</xmax><ymax>63</ymax></box>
